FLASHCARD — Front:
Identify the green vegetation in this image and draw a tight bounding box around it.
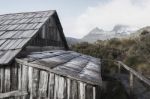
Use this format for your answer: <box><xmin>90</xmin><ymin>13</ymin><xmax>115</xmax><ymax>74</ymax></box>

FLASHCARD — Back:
<box><xmin>71</xmin><ymin>31</ymin><xmax>150</xmax><ymax>76</ymax></box>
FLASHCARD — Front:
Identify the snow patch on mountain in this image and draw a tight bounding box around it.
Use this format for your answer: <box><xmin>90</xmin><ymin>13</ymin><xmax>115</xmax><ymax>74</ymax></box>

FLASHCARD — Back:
<box><xmin>82</xmin><ymin>25</ymin><xmax>137</xmax><ymax>43</ymax></box>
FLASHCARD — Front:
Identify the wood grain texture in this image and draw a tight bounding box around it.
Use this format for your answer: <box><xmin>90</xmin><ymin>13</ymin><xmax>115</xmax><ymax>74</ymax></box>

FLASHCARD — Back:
<box><xmin>38</xmin><ymin>70</ymin><xmax>48</xmax><ymax>98</ymax></box>
<box><xmin>48</xmin><ymin>73</ymin><xmax>55</xmax><ymax>99</ymax></box>
<box><xmin>4</xmin><ymin>66</ymin><xmax>11</xmax><ymax>92</ymax></box>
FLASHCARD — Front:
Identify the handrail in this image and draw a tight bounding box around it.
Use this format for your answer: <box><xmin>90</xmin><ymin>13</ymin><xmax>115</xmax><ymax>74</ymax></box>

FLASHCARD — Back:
<box><xmin>117</xmin><ymin>61</ymin><xmax>150</xmax><ymax>86</ymax></box>
<box><xmin>101</xmin><ymin>59</ymin><xmax>150</xmax><ymax>87</ymax></box>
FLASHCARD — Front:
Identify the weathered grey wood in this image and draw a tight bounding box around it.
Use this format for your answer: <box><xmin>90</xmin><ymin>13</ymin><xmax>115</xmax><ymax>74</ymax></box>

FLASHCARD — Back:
<box><xmin>28</xmin><ymin>67</ymin><xmax>33</xmax><ymax>99</ymax></box>
<box><xmin>95</xmin><ymin>86</ymin><xmax>101</xmax><ymax>99</ymax></box>
<box><xmin>54</xmin><ymin>75</ymin><xmax>59</xmax><ymax>99</ymax></box>
<box><xmin>0</xmin><ymin>68</ymin><xmax>4</xmax><ymax>93</ymax></box>
<box><xmin>0</xmin><ymin>40</ymin><xmax>11</xmax><ymax>50</ymax></box>
<box><xmin>32</xmin><ymin>68</ymin><xmax>40</xmax><ymax>98</ymax></box>
<box><xmin>78</xmin><ymin>82</ymin><xmax>86</xmax><ymax>99</ymax></box>
<box><xmin>0</xmin><ymin>90</ymin><xmax>28</xmax><ymax>98</ymax></box>
<box><xmin>16</xmin><ymin>59</ymin><xmax>101</xmax><ymax>86</ymax></box>
<box><xmin>21</xmin><ymin>65</ymin><xmax>29</xmax><ymax>99</ymax></box>
<box><xmin>11</xmin><ymin>63</ymin><xmax>18</xmax><ymax>90</ymax></box>
<box><xmin>0</xmin><ymin>10</ymin><xmax>69</xmax><ymax>65</ymax></box>
<box><xmin>48</xmin><ymin>73</ymin><xmax>55</xmax><ymax>99</ymax></box>
<box><xmin>54</xmin><ymin>75</ymin><xmax>67</xmax><ymax>99</ymax></box>
<box><xmin>71</xmin><ymin>80</ymin><xmax>78</xmax><ymax>99</ymax></box>
<box><xmin>85</xmin><ymin>85</ymin><xmax>93</xmax><ymax>99</ymax></box>
<box><xmin>93</xmin><ymin>87</ymin><xmax>96</xmax><ymax>99</ymax></box>
<box><xmin>118</xmin><ymin>61</ymin><xmax>150</xmax><ymax>86</ymax></box>
<box><xmin>57</xmin><ymin>76</ymin><xmax>67</xmax><ymax>99</ymax></box>
<box><xmin>4</xmin><ymin>66</ymin><xmax>11</xmax><ymax>92</ymax></box>
<box><xmin>0</xmin><ymin>49</ymin><xmax>21</xmax><ymax>64</ymax></box>
<box><xmin>38</xmin><ymin>71</ymin><xmax>48</xmax><ymax>98</ymax></box>
<box><xmin>0</xmin><ymin>31</ymin><xmax>16</xmax><ymax>39</ymax></box>
<box><xmin>129</xmin><ymin>72</ymin><xmax>134</xmax><ymax>94</ymax></box>
<box><xmin>18</xmin><ymin>64</ymin><xmax>22</xmax><ymax>91</ymax></box>
<box><xmin>67</xmin><ymin>79</ymin><xmax>71</xmax><ymax>99</ymax></box>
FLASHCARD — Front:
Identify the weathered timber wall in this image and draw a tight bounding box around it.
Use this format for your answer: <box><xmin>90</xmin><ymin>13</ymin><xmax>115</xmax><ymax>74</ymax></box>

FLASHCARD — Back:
<box><xmin>0</xmin><ymin>62</ymin><xmax>101</xmax><ymax>99</ymax></box>
<box><xmin>0</xmin><ymin>64</ymin><xmax>18</xmax><ymax>94</ymax></box>
<box><xmin>29</xmin><ymin>16</ymin><xmax>65</xmax><ymax>48</ymax></box>
<box><xmin>17</xmin><ymin>63</ymin><xmax>101</xmax><ymax>99</ymax></box>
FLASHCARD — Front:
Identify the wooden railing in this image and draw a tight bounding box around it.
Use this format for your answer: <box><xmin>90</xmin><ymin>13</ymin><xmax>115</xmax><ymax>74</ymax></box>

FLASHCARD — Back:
<box><xmin>0</xmin><ymin>90</ymin><xmax>28</xmax><ymax>98</ymax></box>
<box><xmin>101</xmin><ymin>59</ymin><xmax>150</xmax><ymax>96</ymax></box>
<box><xmin>117</xmin><ymin>61</ymin><xmax>150</xmax><ymax>86</ymax></box>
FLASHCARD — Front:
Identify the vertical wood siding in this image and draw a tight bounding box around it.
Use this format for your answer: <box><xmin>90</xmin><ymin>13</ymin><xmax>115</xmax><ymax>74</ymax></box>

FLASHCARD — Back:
<box><xmin>0</xmin><ymin>63</ymin><xmax>101</xmax><ymax>99</ymax></box>
<box><xmin>29</xmin><ymin>17</ymin><xmax>64</xmax><ymax>48</ymax></box>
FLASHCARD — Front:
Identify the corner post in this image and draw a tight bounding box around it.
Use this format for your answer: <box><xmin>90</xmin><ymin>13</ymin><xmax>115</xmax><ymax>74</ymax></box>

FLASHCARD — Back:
<box><xmin>117</xmin><ymin>62</ymin><xmax>121</xmax><ymax>74</ymax></box>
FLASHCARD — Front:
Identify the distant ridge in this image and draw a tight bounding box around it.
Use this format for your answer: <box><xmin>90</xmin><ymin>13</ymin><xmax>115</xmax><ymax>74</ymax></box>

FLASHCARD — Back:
<box><xmin>82</xmin><ymin>25</ymin><xmax>137</xmax><ymax>43</ymax></box>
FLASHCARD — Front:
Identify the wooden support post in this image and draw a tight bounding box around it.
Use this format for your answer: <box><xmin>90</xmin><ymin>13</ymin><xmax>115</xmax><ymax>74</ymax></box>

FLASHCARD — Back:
<box><xmin>129</xmin><ymin>72</ymin><xmax>134</xmax><ymax>95</ymax></box>
<box><xmin>118</xmin><ymin>62</ymin><xmax>121</xmax><ymax>74</ymax></box>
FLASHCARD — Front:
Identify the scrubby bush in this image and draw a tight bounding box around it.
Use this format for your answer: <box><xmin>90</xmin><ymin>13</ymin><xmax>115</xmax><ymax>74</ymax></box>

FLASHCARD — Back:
<box><xmin>71</xmin><ymin>33</ymin><xmax>150</xmax><ymax>75</ymax></box>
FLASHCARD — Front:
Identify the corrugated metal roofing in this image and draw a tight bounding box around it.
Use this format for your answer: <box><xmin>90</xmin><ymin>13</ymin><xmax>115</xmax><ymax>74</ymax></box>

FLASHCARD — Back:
<box><xmin>19</xmin><ymin>50</ymin><xmax>102</xmax><ymax>86</ymax></box>
<box><xmin>0</xmin><ymin>10</ymin><xmax>55</xmax><ymax>64</ymax></box>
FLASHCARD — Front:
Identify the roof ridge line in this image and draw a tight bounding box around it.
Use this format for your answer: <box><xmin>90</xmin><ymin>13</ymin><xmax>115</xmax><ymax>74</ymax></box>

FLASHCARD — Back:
<box><xmin>0</xmin><ymin>10</ymin><xmax>56</xmax><ymax>16</ymax></box>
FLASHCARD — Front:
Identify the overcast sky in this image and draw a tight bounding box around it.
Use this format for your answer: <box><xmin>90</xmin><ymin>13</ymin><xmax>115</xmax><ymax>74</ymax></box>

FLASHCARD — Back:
<box><xmin>0</xmin><ymin>0</ymin><xmax>150</xmax><ymax>38</ymax></box>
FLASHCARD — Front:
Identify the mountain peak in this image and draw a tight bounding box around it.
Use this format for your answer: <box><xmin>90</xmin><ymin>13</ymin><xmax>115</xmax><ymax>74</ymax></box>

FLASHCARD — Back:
<box><xmin>89</xmin><ymin>27</ymin><xmax>104</xmax><ymax>34</ymax></box>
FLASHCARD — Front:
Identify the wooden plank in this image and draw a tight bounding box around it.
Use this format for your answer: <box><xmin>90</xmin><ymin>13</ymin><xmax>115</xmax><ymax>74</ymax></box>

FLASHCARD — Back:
<box><xmin>54</xmin><ymin>75</ymin><xmax>59</xmax><ymax>99</ymax></box>
<box><xmin>38</xmin><ymin>70</ymin><xmax>48</xmax><ymax>98</ymax></box>
<box><xmin>54</xmin><ymin>76</ymin><xmax>67</xmax><ymax>99</ymax></box>
<box><xmin>7</xmin><ymin>24</ymin><xmax>19</xmax><ymax>30</ymax></box>
<box><xmin>4</xmin><ymin>66</ymin><xmax>11</xmax><ymax>92</ymax></box>
<box><xmin>93</xmin><ymin>87</ymin><xmax>96</xmax><ymax>99</ymax></box>
<box><xmin>18</xmin><ymin>30</ymin><xmax>36</xmax><ymax>38</ymax></box>
<box><xmin>25</xmin><ymin>23</ymin><xmax>38</xmax><ymax>30</ymax></box>
<box><xmin>118</xmin><ymin>61</ymin><xmax>150</xmax><ymax>86</ymax></box>
<box><xmin>0</xmin><ymin>90</ymin><xmax>28</xmax><ymax>98</ymax></box>
<box><xmin>0</xmin><ymin>31</ymin><xmax>17</xmax><ymax>39</ymax></box>
<box><xmin>28</xmin><ymin>67</ymin><xmax>33</xmax><ymax>99</ymax></box>
<box><xmin>12</xmin><ymin>31</ymin><xmax>24</xmax><ymax>38</ymax></box>
<box><xmin>95</xmin><ymin>86</ymin><xmax>101</xmax><ymax>99</ymax></box>
<box><xmin>78</xmin><ymin>82</ymin><xmax>86</xmax><ymax>99</ymax></box>
<box><xmin>3</xmin><ymin>40</ymin><xmax>16</xmax><ymax>50</ymax></box>
<box><xmin>18</xmin><ymin>64</ymin><xmax>22</xmax><ymax>90</ymax></box>
<box><xmin>0</xmin><ymin>40</ymin><xmax>6</xmax><ymax>46</ymax></box>
<box><xmin>16</xmin><ymin>59</ymin><xmax>101</xmax><ymax>86</ymax></box>
<box><xmin>48</xmin><ymin>73</ymin><xmax>55</xmax><ymax>99</ymax></box>
<box><xmin>85</xmin><ymin>85</ymin><xmax>93</xmax><ymax>99</ymax></box>
<box><xmin>0</xmin><ymin>49</ymin><xmax>21</xmax><ymax>64</ymax></box>
<box><xmin>9</xmin><ymin>39</ymin><xmax>23</xmax><ymax>49</ymax></box>
<box><xmin>0</xmin><ymin>68</ymin><xmax>4</xmax><ymax>93</ymax></box>
<box><xmin>32</xmin><ymin>68</ymin><xmax>40</xmax><ymax>98</ymax></box>
<box><xmin>71</xmin><ymin>80</ymin><xmax>78</xmax><ymax>99</ymax></box>
<box><xmin>67</xmin><ymin>79</ymin><xmax>71</xmax><ymax>99</ymax></box>
<box><xmin>21</xmin><ymin>65</ymin><xmax>29</xmax><ymax>99</ymax></box>
<box><xmin>16</xmin><ymin>38</ymin><xmax>30</xmax><ymax>49</ymax></box>
<box><xmin>10</xmin><ymin>63</ymin><xmax>18</xmax><ymax>91</ymax></box>
<box><xmin>0</xmin><ymin>40</ymin><xmax>12</xmax><ymax>50</ymax></box>
<box><xmin>15</xmin><ymin>24</ymin><xmax>28</xmax><ymax>30</ymax></box>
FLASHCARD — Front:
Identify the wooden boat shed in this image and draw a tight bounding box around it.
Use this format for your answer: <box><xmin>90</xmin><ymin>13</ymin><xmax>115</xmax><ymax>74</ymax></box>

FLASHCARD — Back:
<box><xmin>0</xmin><ymin>10</ymin><xmax>102</xmax><ymax>99</ymax></box>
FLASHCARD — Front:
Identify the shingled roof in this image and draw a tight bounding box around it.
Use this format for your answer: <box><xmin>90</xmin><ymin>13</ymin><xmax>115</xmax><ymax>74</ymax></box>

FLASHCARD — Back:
<box><xmin>17</xmin><ymin>50</ymin><xmax>102</xmax><ymax>86</ymax></box>
<box><xmin>0</xmin><ymin>10</ymin><xmax>59</xmax><ymax>65</ymax></box>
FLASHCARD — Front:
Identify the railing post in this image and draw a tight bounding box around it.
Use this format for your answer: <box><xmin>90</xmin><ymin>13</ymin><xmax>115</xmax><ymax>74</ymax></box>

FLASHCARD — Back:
<box><xmin>129</xmin><ymin>72</ymin><xmax>134</xmax><ymax>95</ymax></box>
<box><xmin>117</xmin><ymin>62</ymin><xmax>121</xmax><ymax>74</ymax></box>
